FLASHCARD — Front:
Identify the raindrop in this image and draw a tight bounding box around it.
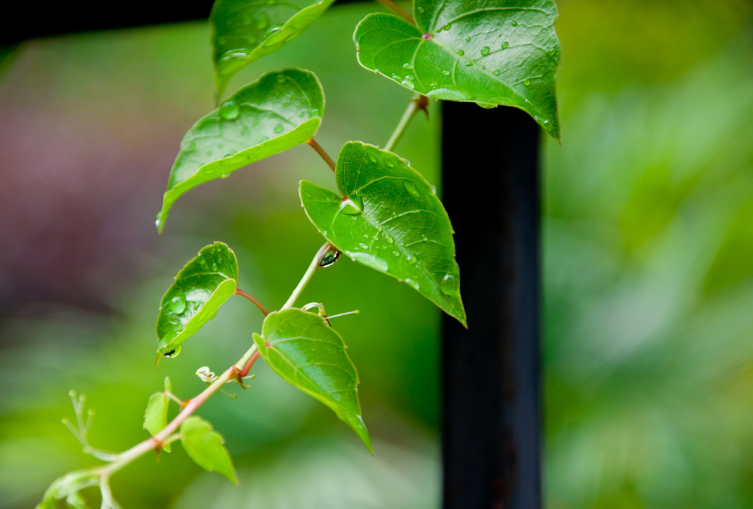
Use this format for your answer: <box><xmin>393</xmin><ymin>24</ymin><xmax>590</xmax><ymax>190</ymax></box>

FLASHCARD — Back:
<box><xmin>162</xmin><ymin>345</ymin><xmax>181</xmax><ymax>358</ymax></box>
<box><xmin>481</xmin><ymin>46</ymin><xmax>490</xmax><ymax>56</ymax></box>
<box><xmin>358</xmin><ymin>243</ymin><xmax>369</xmax><ymax>249</ymax></box>
<box><xmin>299</xmin><ymin>112</ymin><xmax>306</xmax><ymax>118</ymax></box>
<box><xmin>368</xmin><ymin>153</ymin><xmax>378</xmax><ymax>163</ymax></box>
<box><xmin>386</xmin><ymin>237</ymin><xmax>394</xmax><ymax>244</ymax></box>
<box><xmin>465</xmin><ymin>62</ymin><xmax>473</xmax><ymax>67</ymax></box>
<box><xmin>274</xmin><ymin>124</ymin><xmax>284</xmax><ymax>133</ymax></box>
<box><xmin>404</xmin><ymin>278</ymin><xmax>419</xmax><ymax>289</ymax></box>
<box><xmin>493</xmin><ymin>70</ymin><xmax>501</xmax><ymax>76</ymax></box>
<box><xmin>259</xmin><ymin>136</ymin><xmax>270</xmax><ymax>142</ymax></box>
<box><xmin>403</xmin><ymin>63</ymin><xmax>414</xmax><ymax>69</ymax></box>
<box><xmin>511</xmin><ymin>20</ymin><xmax>518</xmax><ymax>27</ymax></box>
<box><xmin>320</xmin><ymin>247</ymin><xmax>341</xmax><ymax>268</ymax></box>
<box><xmin>276</xmin><ymin>74</ymin><xmax>286</xmax><ymax>83</ymax></box>
<box><xmin>440</xmin><ymin>273</ymin><xmax>460</xmax><ymax>296</ymax></box>
<box><xmin>264</xmin><ymin>24</ymin><xmax>284</xmax><ymax>39</ymax></box>
<box><xmin>223</xmin><ymin>151</ymin><xmax>236</xmax><ymax>158</ymax></box>
<box><xmin>169</xmin><ymin>295</ymin><xmax>186</xmax><ymax>314</ymax></box>
<box><xmin>340</xmin><ymin>194</ymin><xmax>364</xmax><ymax>215</ymax></box>
<box><xmin>220</xmin><ymin>173</ymin><xmax>230</xmax><ymax>179</ymax></box>
<box><xmin>219</xmin><ymin>100</ymin><xmax>239</xmax><ymax>120</ymax></box>
<box><xmin>401</xmin><ymin>80</ymin><xmax>415</xmax><ymax>90</ymax></box>
<box><xmin>255</xmin><ymin>12</ymin><xmax>270</xmax><ymax>29</ymax></box>
<box><xmin>523</xmin><ymin>79</ymin><xmax>531</xmax><ymax>86</ymax></box>
<box><xmin>466</xmin><ymin>37</ymin><xmax>472</xmax><ymax>42</ymax></box>
<box><xmin>403</xmin><ymin>181</ymin><xmax>420</xmax><ymax>197</ymax></box>
<box><xmin>211</xmin><ymin>262</ymin><xmax>218</xmax><ymax>271</ymax></box>
<box><xmin>442</xmin><ymin>70</ymin><xmax>451</xmax><ymax>76</ymax></box>
<box><xmin>386</xmin><ymin>161</ymin><xmax>395</xmax><ymax>167</ymax></box>
<box><xmin>501</xmin><ymin>41</ymin><xmax>509</xmax><ymax>49</ymax></box>
<box><xmin>442</xmin><ymin>24</ymin><xmax>452</xmax><ymax>31</ymax></box>
<box><xmin>392</xmin><ymin>251</ymin><xmax>399</xmax><ymax>256</ymax></box>
<box><xmin>418</xmin><ymin>6</ymin><xmax>425</xmax><ymax>12</ymax></box>
<box><xmin>188</xmin><ymin>141</ymin><xmax>196</xmax><ymax>150</ymax></box>
<box><xmin>456</xmin><ymin>49</ymin><xmax>464</xmax><ymax>56</ymax></box>
<box><xmin>407</xmin><ymin>256</ymin><xmax>417</xmax><ymax>265</ymax></box>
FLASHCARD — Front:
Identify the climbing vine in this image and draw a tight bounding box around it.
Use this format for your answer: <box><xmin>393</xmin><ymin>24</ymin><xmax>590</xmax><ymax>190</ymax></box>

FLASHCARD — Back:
<box><xmin>37</xmin><ymin>0</ymin><xmax>560</xmax><ymax>506</ymax></box>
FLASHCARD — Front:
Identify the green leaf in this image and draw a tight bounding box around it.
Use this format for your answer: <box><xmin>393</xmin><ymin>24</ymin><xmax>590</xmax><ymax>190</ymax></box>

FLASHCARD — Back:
<box><xmin>211</xmin><ymin>0</ymin><xmax>336</xmax><ymax>97</ymax></box>
<box><xmin>180</xmin><ymin>416</ymin><xmax>238</xmax><ymax>485</ymax></box>
<box><xmin>253</xmin><ymin>309</ymin><xmax>372</xmax><ymax>452</ymax></box>
<box><xmin>156</xmin><ymin>68</ymin><xmax>324</xmax><ymax>232</ymax></box>
<box><xmin>354</xmin><ymin>0</ymin><xmax>561</xmax><ymax>138</ymax></box>
<box><xmin>143</xmin><ymin>377</ymin><xmax>172</xmax><ymax>452</ymax></box>
<box><xmin>300</xmin><ymin>142</ymin><xmax>466</xmax><ymax>325</ymax></box>
<box><xmin>156</xmin><ymin>242</ymin><xmax>239</xmax><ymax>357</ymax></box>
<box><xmin>36</xmin><ymin>470</ymin><xmax>100</xmax><ymax>509</ymax></box>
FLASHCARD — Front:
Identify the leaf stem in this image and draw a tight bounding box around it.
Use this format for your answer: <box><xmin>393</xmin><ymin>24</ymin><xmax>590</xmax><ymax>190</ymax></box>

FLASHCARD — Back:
<box><xmin>96</xmin><ymin>343</ymin><xmax>260</xmax><ymax>479</ymax></box>
<box><xmin>282</xmin><ymin>242</ymin><xmax>332</xmax><ymax>310</ymax></box>
<box><xmin>306</xmin><ymin>138</ymin><xmax>336</xmax><ymax>172</ymax></box>
<box><xmin>384</xmin><ymin>95</ymin><xmax>429</xmax><ymax>152</ymax></box>
<box><xmin>235</xmin><ymin>288</ymin><xmax>269</xmax><ymax>316</ymax></box>
<box><xmin>374</xmin><ymin>0</ymin><xmax>415</xmax><ymax>24</ymax></box>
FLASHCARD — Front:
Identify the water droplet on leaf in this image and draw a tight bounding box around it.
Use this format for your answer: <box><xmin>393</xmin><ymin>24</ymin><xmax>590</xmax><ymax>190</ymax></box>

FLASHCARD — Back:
<box><xmin>219</xmin><ymin>101</ymin><xmax>239</xmax><ymax>120</ymax></box>
<box><xmin>358</xmin><ymin>243</ymin><xmax>369</xmax><ymax>249</ymax></box>
<box><xmin>440</xmin><ymin>274</ymin><xmax>460</xmax><ymax>296</ymax></box>
<box><xmin>481</xmin><ymin>46</ymin><xmax>490</xmax><ymax>55</ymax></box>
<box><xmin>274</xmin><ymin>124</ymin><xmax>283</xmax><ymax>133</ymax></box>
<box><xmin>501</xmin><ymin>41</ymin><xmax>509</xmax><ymax>49</ymax></box>
<box><xmin>456</xmin><ymin>49</ymin><xmax>464</xmax><ymax>56</ymax></box>
<box><xmin>493</xmin><ymin>70</ymin><xmax>501</xmax><ymax>76</ymax></box>
<box><xmin>512</xmin><ymin>20</ymin><xmax>518</xmax><ymax>27</ymax></box>
<box><xmin>403</xmin><ymin>181</ymin><xmax>420</xmax><ymax>197</ymax></box>
<box><xmin>340</xmin><ymin>194</ymin><xmax>364</xmax><ymax>215</ymax></box>
<box><xmin>169</xmin><ymin>295</ymin><xmax>186</xmax><ymax>314</ymax></box>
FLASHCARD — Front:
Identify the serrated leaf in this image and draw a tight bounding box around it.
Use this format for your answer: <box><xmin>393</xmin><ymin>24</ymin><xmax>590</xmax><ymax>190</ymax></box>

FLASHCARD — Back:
<box><xmin>253</xmin><ymin>309</ymin><xmax>372</xmax><ymax>452</ymax></box>
<box><xmin>156</xmin><ymin>242</ymin><xmax>239</xmax><ymax>357</ymax></box>
<box><xmin>180</xmin><ymin>416</ymin><xmax>238</xmax><ymax>485</ymax></box>
<box><xmin>354</xmin><ymin>0</ymin><xmax>561</xmax><ymax>138</ymax></box>
<box><xmin>300</xmin><ymin>142</ymin><xmax>466</xmax><ymax>325</ymax></box>
<box><xmin>211</xmin><ymin>0</ymin><xmax>336</xmax><ymax>97</ymax></box>
<box><xmin>143</xmin><ymin>388</ymin><xmax>171</xmax><ymax>452</ymax></box>
<box><xmin>157</xmin><ymin>68</ymin><xmax>324</xmax><ymax>232</ymax></box>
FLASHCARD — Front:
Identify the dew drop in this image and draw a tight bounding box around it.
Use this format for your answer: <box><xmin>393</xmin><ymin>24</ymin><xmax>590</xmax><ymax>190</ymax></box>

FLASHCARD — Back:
<box><xmin>401</xmin><ymin>79</ymin><xmax>415</xmax><ymax>90</ymax></box>
<box><xmin>274</xmin><ymin>124</ymin><xmax>284</xmax><ymax>133</ymax></box>
<box><xmin>386</xmin><ymin>161</ymin><xmax>395</xmax><ymax>167</ymax></box>
<box><xmin>440</xmin><ymin>273</ymin><xmax>460</xmax><ymax>296</ymax></box>
<box><xmin>466</xmin><ymin>37</ymin><xmax>472</xmax><ymax>42</ymax></box>
<box><xmin>524</xmin><ymin>79</ymin><xmax>531</xmax><ymax>86</ymax></box>
<box><xmin>276</xmin><ymin>74</ymin><xmax>286</xmax><ymax>83</ymax></box>
<box><xmin>320</xmin><ymin>247</ymin><xmax>341</xmax><ymax>268</ymax></box>
<box><xmin>404</xmin><ymin>278</ymin><xmax>419</xmax><ymax>289</ymax></box>
<box><xmin>255</xmin><ymin>12</ymin><xmax>270</xmax><ymax>29</ymax></box>
<box><xmin>418</xmin><ymin>6</ymin><xmax>425</xmax><ymax>12</ymax></box>
<box><xmin>403</xmin><ymin>63</ymin><xmax>414</xmax><ymax>69</ymax></box>
<box><xmin>340</xmin><ymin>194</ymin><xmax>364</xmax><ymax>215</ymax></box>
<box><xmin>259</xmin><ymin>136</ymin><xmax>270</xmax><ymax>142</ymax></box>
<box><xmin>407</xmin><ymin>256</ymin><xmax>417</xmax><ymax>265</ymax></box>
<box><xmin>264</xmin><ymin>24</ymin><xmax>284</xmax><ymax>39</ymax></box>
<box><xmin>493</xmin><ymin>70</ymin><xmax>501</xmax><ymax>76</ymax></box>
<box><xmin>392</xmin><ymin>251</ymin><xmax>399</xmax><ymax>256</ymax></box>
<box><xmin>368</xmin><ymin>153</ymin><xmax>378</xmax><ymax>163</ymax></box>
<box><xmin>219</xmin><ymin>100</ymin><xmax>239</xmax><ymax>120</ymax></box>
<box><xmin>403</xmin><ymin>181</ymin><xmax>420</xmax><ymax>197</ymax></box>
<box><xmin>169</xmin><ymin>295</ymin><xmax>186</xmax><ymax>314</ymax></box>
<box><xmin>442</xmin><ymin>24</ymin><xmax>451</xmax><ymax>31</ymax></box>
<box><xmin>211</xmin><ymin>262</ymin><xmax>218</xmax><ymax>271</ymax></box>
<box><xmin>465</xmin><ymin>61</ymin><xmax>473</xmax><ymax>67</ymax></box>
<box><xmin>456</xmin><ymin>49</ymin><xmax>464</xmax><ymax>56</ymax></box>
<box><xmin>481</xmin><ymin>46</ymin><xmax>490</xmax><ymax>56</ymax></box>
<box><xmin>511</xmin><ymin>20</ymin><xmax>518</xmax><ymax>27</ymax></box>
<box><xmin>358</xmin><ymin>243</ymin><xmax>369</xmax><ymax>250</ymax></box>
<box><xmin>442</xmin><ymin>70</ymin><xmax>450</xmax><ymax>76</ymax></box>
<box><xmin>501</xmin><ymin>41</ymin><xmax>509</xmax><ymax>49</ymax></box>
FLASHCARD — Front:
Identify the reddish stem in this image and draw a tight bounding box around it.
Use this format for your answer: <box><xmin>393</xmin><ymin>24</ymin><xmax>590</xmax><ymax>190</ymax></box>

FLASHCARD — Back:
<box><xmin>240</xmin><ymin>351</ymin><xmax>261</xmax><ymax>379</ymax></box>
<box><xmin>306</xmin><ymin>138</ymin><xmax>336</xmax><ymax>172</ymax></box>
<box><xmin>235</xmin><ymin>288</ymin><xmax>269</xmax><ymax>316</ymax></box>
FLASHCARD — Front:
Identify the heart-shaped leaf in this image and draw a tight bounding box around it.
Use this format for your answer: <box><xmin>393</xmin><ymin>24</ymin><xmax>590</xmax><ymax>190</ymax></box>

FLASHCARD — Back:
<box><xmin>143</xmin><ymin>377</ymin><xmax>172</xmax><ymax>451</ymax></box>
<box><xmin>156</xmin><ymin>242</ymin><xmax>239</xmax><ymax>357</ymax></box>
<box><xmin>253</xmin><ymin>309</ymin><xmax>372</xmax><ymax>452</ymax></box>
<box><xmin>354</xmin><ymin>0</ymin><xmax>561</xmax><ymax>138</ymax></box>
<box><xmin>211</xmin><ymin>0</ymin><xmax>336</xmax><ymax>97</ymax></box>
<box><xmin>180</xmin><ymin>416</ymin><xmax>238</xmax><ymax>485</ymax></box>
<box><xmin>156</xmin><ymin>68</ymin><xmax>324</xmax><ymax>232</ymax></box>
<box><xmin>300</xmin><ymin>142</ymin><xmax>466</xmax><ymax>325</ymax></box>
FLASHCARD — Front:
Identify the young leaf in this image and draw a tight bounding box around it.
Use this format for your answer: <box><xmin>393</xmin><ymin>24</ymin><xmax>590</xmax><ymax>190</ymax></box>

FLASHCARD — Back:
<box><xmin>211</xmin><ymin>0</ymin><xmax>336</xmax><ymax>97</ymax></box>
<box><xmin>300</xmin><ymin>142</ymin><xmax>466</xmax><ymax>326</ymax></box>
<box><xmin>354</xmin><ymin>0</ymin><xmax>561</xmax><ymax>138</ymax></box>
<box><xmin>156</xmin><ymin>68</ymin><xmax>324</xmax><ymax>232</ymax></box>
<box><xmin>36</xmin><ymin>470</ymin><xmax>100</xmax><ymax>509</ymax></box>
<box><xmin>180</xmin><ymin>416</ymin><xmax>238</xmax><ymax>485</ymax></box>
<box><xmin>143</xmin><ymin>377</ymin><xmax>172</xmax><ymax>452</ymax></box>
<box><xmin>253</xmin><ymin>309</ymin><xmax>372</xmax><ymax>452</ymax></box>
<box><xmin>156</xmin><ymin>242</ymin><xmax>239</xmax><ymax>357</ymax></box>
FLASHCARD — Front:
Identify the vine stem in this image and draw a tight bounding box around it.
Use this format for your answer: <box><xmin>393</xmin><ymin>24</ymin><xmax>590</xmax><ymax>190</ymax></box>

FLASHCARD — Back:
<box><xmin>306</xmin><ymin>138</ymin><xmax>336</xmax><ymax>172</ymax></box>
<box><xmin>235</xmin><ymin>288</ymin><xmax>269</xmax><ymax>316</ymax></box>
<box><xmin>95</xmin><ymin>343</ymin><xmax>259</xmax><ymax>479</ymax></box>
<box><xmin>375</xmin><ymin>0</ymin><xmax>415</xmax><ymax>24</ymax></box>
<box><xmin>282</xmin><ymin>242</ymin><xmax>332</xmax><ymax>310</ymax></box>
<box><xmin>384</xmin><ymin>94</ymin><xmax>429</xmax><ymax>152</ymax></box>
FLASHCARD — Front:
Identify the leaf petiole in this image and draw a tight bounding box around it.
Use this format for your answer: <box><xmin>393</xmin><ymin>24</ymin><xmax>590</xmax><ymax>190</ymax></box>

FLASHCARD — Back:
<box><xmin>306</xmin><ymin>138</ymin><xmax>336</xmax><ymax>172</ymax></box>
<box><xmin>385</xmin><ymin>94</ymin><xmax>429</xmax><ymax>152</ymax></box>
<box><xmin>374</xmin><ymin>0</ymin><xmax>415</xmax><ymax>24</ymax></box>
<box><xmin>282</xmin><ymin>242</ymin><xmax>333</xmax><ymax>310</ymax></box>
<box><xmin>234</xmin><ymin>288</ymin><xmax>269</xmax><ymax>316</ymax></box>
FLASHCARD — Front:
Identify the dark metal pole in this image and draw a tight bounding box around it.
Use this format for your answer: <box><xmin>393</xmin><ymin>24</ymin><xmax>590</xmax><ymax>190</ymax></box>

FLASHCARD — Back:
<box><xmin>441</xmin><ymin>102</ymin><xmax>542</xmax><ymax>509</ymax></box>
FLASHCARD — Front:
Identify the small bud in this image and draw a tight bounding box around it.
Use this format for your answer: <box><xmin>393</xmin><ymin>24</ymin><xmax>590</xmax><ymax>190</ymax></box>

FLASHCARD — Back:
<box><xmin>196</xmin><ymin>366</ymin><xmax>218</xmax><ymax>384</ymax></box>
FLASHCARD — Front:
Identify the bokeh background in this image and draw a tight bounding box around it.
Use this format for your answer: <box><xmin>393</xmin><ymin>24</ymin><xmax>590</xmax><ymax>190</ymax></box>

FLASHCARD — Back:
<box><xmin>1</xmin><ymin>0</ymin><xmax>752</xmax><ymax>507</ymax></box>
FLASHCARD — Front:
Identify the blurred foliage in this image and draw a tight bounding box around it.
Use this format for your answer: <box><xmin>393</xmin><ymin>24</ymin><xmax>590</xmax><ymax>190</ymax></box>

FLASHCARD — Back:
<box><xmin>0</xmin><ymin>0</ymin><xmax>752</xmax><ymax>508</ymax></box>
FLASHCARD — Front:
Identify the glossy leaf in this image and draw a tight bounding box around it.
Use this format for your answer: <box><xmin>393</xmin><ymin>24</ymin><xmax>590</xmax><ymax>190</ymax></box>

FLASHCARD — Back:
<box><xmin>156</xmin><ymin>243</ymin><xmax>238</xmax><ymax>357</ymax></box>
<box><xmin>180</xmin><ymin>416</ymin><xmax>238</xmax><ymax>485</ymax></box>
<box><xmin>156</xmin><ymin>68</ymin><xmax>324</xmax><ymax>232</ymax></box>
<box><xmin>300</xmin><ymin>142</ymin><xmax>466</xmax><ymax>325</ymax></box>
<box><xmin>253</xmin><ymin>309</ymin><xmax>372</xmax><ymax>452</ymax></box>
<box><xmin>143</xmin><ymin>377</ymin><xmax>172</xmax><ymax>451</ymax></box>
<box><xmin>354</xmin><ymin>0</ymin><xmax>561</xmax><ymax>138</ymax></box>
<box><xmin>211</xmin><ymin>0</ymin><xmax>336</xmax><ymax>97</ymax></box>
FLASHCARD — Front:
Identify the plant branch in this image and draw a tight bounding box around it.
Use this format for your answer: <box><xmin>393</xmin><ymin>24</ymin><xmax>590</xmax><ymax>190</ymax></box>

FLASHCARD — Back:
<box><xmin>374</xmin><ymin>0</ymin><xmax>415</xmax><ymax>24</ymax></box>
<box><xmin>282</xmin><ymin>242</ymin><xmax>332</xmax><ymax>310</ymax></box>
<box><xmin>306</xmin><ymin>138</ymin><xmax>336</xmax><ymax>172</ymax></box>
<box><xmin>96</xmin><ymin>343</ymin><xmax>260</xmax><ymax>479</ymax></box>
<box><xmin>235</xmin><ymin>288</ymin><xmax>269</xmax><ymax>316</ymax></box>
<box><xmin>385</xmin><ymin>94</ymin><xmax>429</xmax><ymax>152</ymax></box>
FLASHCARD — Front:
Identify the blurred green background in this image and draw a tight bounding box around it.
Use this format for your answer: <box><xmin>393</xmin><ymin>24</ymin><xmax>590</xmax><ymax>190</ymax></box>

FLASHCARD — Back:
<box><xmin>1</xmin><ymin>0</ymin><xmax>752</xmax><ymax>507</ymax></box>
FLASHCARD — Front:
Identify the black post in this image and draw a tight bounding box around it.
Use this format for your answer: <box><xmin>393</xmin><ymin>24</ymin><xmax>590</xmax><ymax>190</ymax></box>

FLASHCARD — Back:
<box><xmin>441</xmin><ymin>102</ymin><xmax>542</xmax><ymax>509</ymax></box>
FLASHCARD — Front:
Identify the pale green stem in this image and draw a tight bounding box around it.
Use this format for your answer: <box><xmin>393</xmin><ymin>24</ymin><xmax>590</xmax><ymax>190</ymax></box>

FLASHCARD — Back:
<box><xmin>385</xmin><ymin>94</ymin><xmax>426</xmax><ymax>152</ymax></box>
<box><xmin>96</xmin><ymin>343</ymin><xmax>258</xmax><ymax>479</ymax></box>
<box><xmin>282</xmin><ymin>242</ymin><xmax>332</xmax><ymax>310</ymax></box>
